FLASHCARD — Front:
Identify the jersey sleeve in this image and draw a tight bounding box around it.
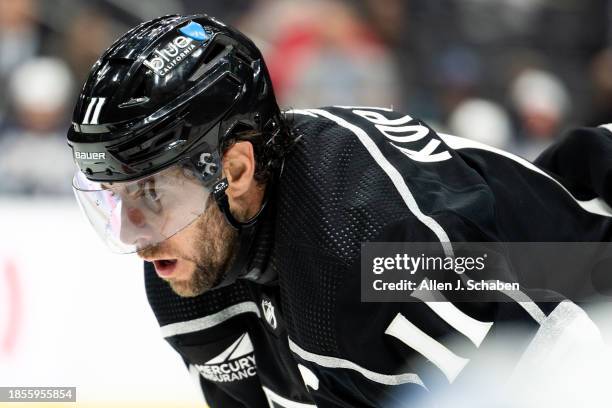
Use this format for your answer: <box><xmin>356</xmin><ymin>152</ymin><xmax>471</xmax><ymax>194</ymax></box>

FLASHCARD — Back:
<box><xmin>176</xmin><ymin>344</ymin><xmax>266</xmax><ymax>408</ymax></box>
<box><xmin>278</xmin><ymin>107</ymin><xmax>608</xmax><ymax>406</ymax></box>
<box><xmin>286</xmin><ymin>213</ymin><xmax>568</xmax><ymax>407</ymax></box>
<box><xmin>179</xmin><ymin>356</ymin><xmax>246</xmax><ymax>408</ymax></box>
<box><xmin>534</xmin><ymin>125</ymin><xmax>612</xmax><ymax>206</ymax></box>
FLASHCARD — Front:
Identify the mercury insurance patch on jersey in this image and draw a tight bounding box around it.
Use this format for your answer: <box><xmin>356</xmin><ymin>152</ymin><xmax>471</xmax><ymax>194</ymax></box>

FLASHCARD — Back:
<box><xmin>193</xmin><ymin>332</ymin><xmax>257</xmax><ymax>383</ymax></box>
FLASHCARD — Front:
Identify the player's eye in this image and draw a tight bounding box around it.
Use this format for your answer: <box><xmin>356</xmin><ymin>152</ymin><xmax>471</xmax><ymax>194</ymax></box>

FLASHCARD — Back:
<box><xmin>125</xmin><ymin>182</ymin><xmax>142</xmax><ymax>197</ymax></box>
<box><xmin>142</xmin><ymin>179</ymin><xmax>163</xmax><ymax>213</ymax></box>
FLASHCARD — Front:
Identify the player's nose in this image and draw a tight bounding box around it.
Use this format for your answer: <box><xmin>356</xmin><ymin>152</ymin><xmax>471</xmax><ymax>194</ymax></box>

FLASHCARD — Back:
<box><xmin>119</xmin><ymin>205</ymin><xmax>153</xmax><ymax>248</ymax></box>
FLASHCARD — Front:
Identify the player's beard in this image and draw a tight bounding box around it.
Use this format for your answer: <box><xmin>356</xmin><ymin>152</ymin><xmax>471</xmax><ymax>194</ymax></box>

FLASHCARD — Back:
<box><xmin>140</xmin><ymin>198</ymin><xmax>240</xmax><ymax>297</ymax></box>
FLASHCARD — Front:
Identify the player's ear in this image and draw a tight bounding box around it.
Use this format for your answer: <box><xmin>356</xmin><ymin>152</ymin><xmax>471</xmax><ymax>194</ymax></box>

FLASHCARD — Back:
<box><xmin>222</xmin><ymin>141</ymin><xmax>256</xmax><ymax>201</ymax></box>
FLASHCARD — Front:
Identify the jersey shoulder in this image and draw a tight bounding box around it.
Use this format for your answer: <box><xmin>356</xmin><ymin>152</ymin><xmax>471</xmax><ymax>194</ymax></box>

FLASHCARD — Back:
<box><xmin>279</xmin><ymin>106</ymin><xmax>490</xmax><ymax>262</ymax></box>
<box><xmin>276</xmin><ymin>106</ymin><xmax>476</xmax><ymax>359</ymax></box>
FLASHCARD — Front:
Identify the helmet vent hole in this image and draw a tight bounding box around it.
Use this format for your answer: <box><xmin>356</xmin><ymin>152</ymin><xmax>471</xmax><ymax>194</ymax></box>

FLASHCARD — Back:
<box><xmin>188</xmin><ymin>42</ymin><xmax>228</xmax><ymax>82</ymax></box>
<box><xmin>235</xmin><ymin>51</ymin><xmax>252</xmax><ymax>65</ymax></box>
<box><xmin>203</xmin><ymin>42</ymin><xmax>228</xmax><ymax>65</ymax></box>
<box><xmin>119</xmin><ymin>75</ymin><xmax>150</xmax><ymax>108</ymax></box>
<box><xmin>153</xmin><ymin>129</ymin><xmax>183</xmax><ymax>150</ymax></box>
<box><xmin>131</xmin><ymin>77</ymin><xmax>148</xmax><ymax>98</ymax></box>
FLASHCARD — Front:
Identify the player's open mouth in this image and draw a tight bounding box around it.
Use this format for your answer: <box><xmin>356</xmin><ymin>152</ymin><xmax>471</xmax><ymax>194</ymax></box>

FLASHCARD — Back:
<box><xmin>153</xmin><ymin>259</ymin><xmax>178</xmax><ymax>278</ymax></box>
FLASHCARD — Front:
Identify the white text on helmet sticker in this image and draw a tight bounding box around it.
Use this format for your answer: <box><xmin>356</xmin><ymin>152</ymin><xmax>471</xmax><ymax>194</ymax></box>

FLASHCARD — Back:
<box><xmin>143</xmin><ymin>36</ymin><xmax>197</xmax><ymax>77</ymax></box>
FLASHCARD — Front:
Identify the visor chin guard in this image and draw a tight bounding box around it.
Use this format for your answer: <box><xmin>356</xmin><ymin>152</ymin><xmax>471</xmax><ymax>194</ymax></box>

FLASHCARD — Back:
<box><xmin>210</xmin><ymin>175</ymin><xmax>276</xmax><ymax>290</ymax></box>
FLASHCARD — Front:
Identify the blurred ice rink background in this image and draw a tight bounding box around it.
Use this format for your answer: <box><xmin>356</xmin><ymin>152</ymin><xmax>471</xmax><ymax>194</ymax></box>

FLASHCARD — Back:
<box><xmin>0</xmin><ymin>198</ymin><xmax>205</xmax><ymax>407</ymax></box>
<box><xmin>1</xmin><ymin>0</ymin><xmax>612</xmax><ymax>406</ymax></box>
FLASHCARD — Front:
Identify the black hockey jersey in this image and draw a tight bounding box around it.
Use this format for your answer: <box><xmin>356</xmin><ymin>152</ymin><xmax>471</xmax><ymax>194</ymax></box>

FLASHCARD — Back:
<box><xmin>145</xmin><ymin>107</ymin><xmax>612</xmax><ymax>407</ymax></box>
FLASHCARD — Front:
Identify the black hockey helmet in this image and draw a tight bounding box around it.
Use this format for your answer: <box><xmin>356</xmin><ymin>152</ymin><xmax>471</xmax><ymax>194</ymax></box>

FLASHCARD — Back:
<box><xmin>68</xmin><ymin>14</ymin><xmax>281</xmax><ymax>253</ymax></box>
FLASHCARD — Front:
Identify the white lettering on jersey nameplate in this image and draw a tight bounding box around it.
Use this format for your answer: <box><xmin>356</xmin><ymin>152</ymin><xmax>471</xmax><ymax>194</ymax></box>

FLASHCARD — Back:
<box><xmin>353</xmin><ymin>109</ymin><xmax>452</xmax><ymax>163</ymax></box>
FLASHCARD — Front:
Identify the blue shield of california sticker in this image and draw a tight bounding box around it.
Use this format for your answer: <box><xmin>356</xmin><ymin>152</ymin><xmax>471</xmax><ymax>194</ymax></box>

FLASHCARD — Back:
<box><xmin>179</xmin><ymin>21</ymin><xmax>210</xmax><ymax>41</ymax></box>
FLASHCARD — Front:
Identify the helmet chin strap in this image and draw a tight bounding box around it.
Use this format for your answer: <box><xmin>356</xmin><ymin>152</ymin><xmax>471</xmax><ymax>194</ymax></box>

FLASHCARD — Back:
<box><xmin>210</xmin><ymin>177</ymin><xmax>271</xmax><ymax>289</ymax></box>
<box><xmin>212</xmin><ymin>177</ymin><xmax>269</xmax><ymax>230</ymax></box>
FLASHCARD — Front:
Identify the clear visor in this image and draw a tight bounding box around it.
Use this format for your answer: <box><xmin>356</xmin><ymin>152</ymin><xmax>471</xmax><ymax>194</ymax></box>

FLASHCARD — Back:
<box><xmin>73</xmin><ymin>163</ymin><xmax>214</xmax><ymax>254</ymax></box>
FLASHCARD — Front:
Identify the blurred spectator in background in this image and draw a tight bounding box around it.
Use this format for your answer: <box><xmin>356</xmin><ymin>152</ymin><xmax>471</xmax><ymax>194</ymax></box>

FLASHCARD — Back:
<box><xmin>434</xmin><ymin>46</ymin><xmax>483</xmax><ymax>123</ymax></box>
<box><xmin>0</xmin><ymin>57</ymin><xmax>75</xmax><ymax>195</ymax></box>
<box><xmin>588</xmin><ymin>48</ymin><xmax>612</xmax><ymax>126</ymax></box>
<box><xmin>0</xmin><ymin>0</ymin><xmax>40</xmax><ymax>123</ymax></box>
<box><xmin>0</xmin><ymin>0</ymin><xmax>609</xmax><ymax>195</ymax></box>
<box><xmin>455</xmin><ymin>0</ymin><xmax>544</xmax><ymax>44</ymax></box>
<box><xmin>361</xmin><ymin>0</ymin><xmax>405</xmax><ymax>47</ymax></box>
<box><xmin>448</xmin><ymin>98</ymin><xmax>512</xmax><ymax>150</ymax></box>
<box><xmin>60</xmin><ymin>7</ymin><xmax>116</xmax><ymax>84</ymax></box>
<box><xmin>240</xmin><ymin>0</ymin><xmax>401</xmax><ymax>108</ymax></box>
<box><xmin>509</xmin><ymin>68</ymin><xmax>571</xmax><ymax>160</ymax></box>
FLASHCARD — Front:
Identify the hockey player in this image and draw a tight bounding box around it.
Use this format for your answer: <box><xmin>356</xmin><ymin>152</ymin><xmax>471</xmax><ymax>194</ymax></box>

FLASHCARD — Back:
<box><xmin>67</xmin><ymin>14</ymin><xmax>612</xmax><ymax>407</ymax></box>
